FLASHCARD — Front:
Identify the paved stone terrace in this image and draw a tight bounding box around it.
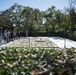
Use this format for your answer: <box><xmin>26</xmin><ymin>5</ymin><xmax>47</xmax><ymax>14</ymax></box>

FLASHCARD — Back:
<box><xmin>0</xmin><ymin>37</ymin><xmax>58</xmax><ymax>48</ymax></box>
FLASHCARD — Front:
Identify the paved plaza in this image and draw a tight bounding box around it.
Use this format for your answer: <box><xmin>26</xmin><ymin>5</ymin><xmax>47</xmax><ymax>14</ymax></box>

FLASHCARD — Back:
<box><xmin>0</xmin><ymin>37</ymin><xmax>58</xmax><ymax>48</ymax></box>
<box><xmin>0</xmin><ymin>37</ymin><xmax>76</xmax><ymax>48</ymax></box>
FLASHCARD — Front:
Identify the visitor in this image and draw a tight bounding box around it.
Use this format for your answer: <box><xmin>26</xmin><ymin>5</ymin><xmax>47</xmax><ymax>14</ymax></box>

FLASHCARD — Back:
<box><xmin>26</xmin><ymin>30</ymin><xmax>28</xmax><ymax>37</ymax></box>
<box><xmin>7</xmin><ymin>30</ymin><xmax>11</xmax><ymax>42</ymax></box>
<box><xmin>0</xmin><ymin>30</ymin><xmax>4</xmax><ymax>41</ymax></box>
<box><xmin>13</xmin><ymin>30</ymin><xmax>17</xmax><ymax>40</ymax></box>
<box><xmin>10</xmin><ymin>30</ymin><xmax>13</xmax><ymax>41</ymax></box>
<box><xmin>4</xmin><ymin>30</ymin><xmax>8</xmax><ymax>43</ymax></box>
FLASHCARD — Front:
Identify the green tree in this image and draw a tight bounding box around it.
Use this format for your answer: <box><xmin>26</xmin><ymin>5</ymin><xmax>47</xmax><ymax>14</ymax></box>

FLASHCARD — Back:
<box><xmin>0</xmin><ymin>10</ymin><xmax>12</xmax><ymax>30</ymax></box>
<box><xmin>69</xmin><ymin>7</ymin><xmax>76</xmax><ymax>32</ymax></box>
<box><xmin>8</xmin><ymin>3</ymin><xmax>24</xmax><ymax>32</ymax></box>
<box><xmin>44</xmin><ymin>6</ymin><xmax>57</xmax><ymax>32</ymax></box>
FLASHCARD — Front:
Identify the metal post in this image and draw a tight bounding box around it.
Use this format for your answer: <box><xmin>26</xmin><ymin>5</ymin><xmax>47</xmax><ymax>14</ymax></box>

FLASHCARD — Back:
<box><xmin>64</xmin><ymin>38</ymin><xmax>66</xmax><ymax>49</ymax></box>
<box><xmin>29</xmin><ymin>38</ymin><xmax>30</xmax><ymax>47</ymax></box>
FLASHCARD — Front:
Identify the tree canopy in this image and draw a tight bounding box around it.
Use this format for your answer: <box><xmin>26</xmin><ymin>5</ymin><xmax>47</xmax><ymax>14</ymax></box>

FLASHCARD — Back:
<box><xmin>0</xmin><ymin>3</ymin><xmax>76</xmax><ymax>34</ymax></box>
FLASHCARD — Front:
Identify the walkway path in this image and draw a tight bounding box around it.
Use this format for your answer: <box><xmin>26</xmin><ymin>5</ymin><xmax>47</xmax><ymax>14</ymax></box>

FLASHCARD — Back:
<box><xmin>0</xmin><ymin>37</ymin><xmax>58</xmax><ymax>48</ymax></box>
<box><xmin>0</xmin><ymin>37</ymin><xmax>76</xmax><ymax>48</ymax></box>
<box><xmin>49</xmin><ymin>37</ymin><xmax>76</xmax><ymax>48</ymax></box>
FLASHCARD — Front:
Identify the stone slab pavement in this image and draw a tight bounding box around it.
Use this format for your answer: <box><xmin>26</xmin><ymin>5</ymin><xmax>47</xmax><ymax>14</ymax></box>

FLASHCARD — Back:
<box><xmin>0</xmin><ymin>37</ymin><xmax>58</xmax><ymax>48</ymax></box>
<box><xmin>1</xmin><ymin>37</ymin><xmax>76</xmax><ymax>48</ymax></box>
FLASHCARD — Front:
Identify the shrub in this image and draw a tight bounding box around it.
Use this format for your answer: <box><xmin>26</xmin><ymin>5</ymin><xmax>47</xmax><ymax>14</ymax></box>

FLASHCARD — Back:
<box><xmin>0</xmin><ymin>47</ymin><xmax>76</xmax><ymax>75</ymax></box>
